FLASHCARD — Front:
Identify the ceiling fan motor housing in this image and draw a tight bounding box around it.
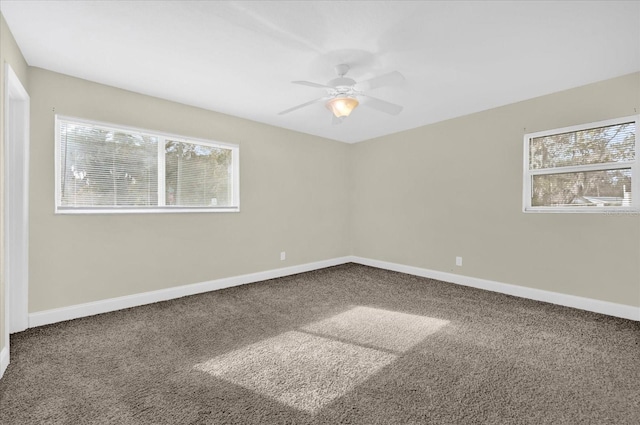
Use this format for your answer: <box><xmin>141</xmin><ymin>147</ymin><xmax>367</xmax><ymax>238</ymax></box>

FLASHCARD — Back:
<box><xmin>328</xmin><ymin>77</ymin><xmax>357</xmax><ymax>88</ymax></box>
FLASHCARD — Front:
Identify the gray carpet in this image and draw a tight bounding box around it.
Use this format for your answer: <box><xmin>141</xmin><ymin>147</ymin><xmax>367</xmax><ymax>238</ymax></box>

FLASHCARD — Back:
<box><xmin>1</xmin><ymin>263</ymin><xmax>638</xmax><ymax>424</ymax></box>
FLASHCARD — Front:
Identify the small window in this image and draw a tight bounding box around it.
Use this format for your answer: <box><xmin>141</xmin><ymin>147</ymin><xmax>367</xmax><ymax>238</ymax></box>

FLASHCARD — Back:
<box><xmin>55</xmin><ymin>116</ymin><xmax>239</xmax><ymax>213</ymax></box>
<box><xmin>523</xmin><ymin>116</ymin><xmax>639</xmax><ymax>213</ymax></box>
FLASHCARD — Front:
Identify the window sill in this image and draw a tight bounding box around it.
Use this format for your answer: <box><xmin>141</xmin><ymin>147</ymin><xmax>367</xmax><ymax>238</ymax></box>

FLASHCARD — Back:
<box><xmin>55</xmin><ymin>206</ymin><xmax>240</xmax><ymax>215</ymax></box>
<box><xmin>523</xmin><ymin>207</ymin><xmax>639</xmax><ymax>214</ymax></box>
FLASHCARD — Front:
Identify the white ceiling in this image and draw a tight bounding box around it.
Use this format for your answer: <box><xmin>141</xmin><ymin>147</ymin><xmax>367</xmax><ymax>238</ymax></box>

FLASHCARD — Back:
<box><xmin>2</xmin><ymin>1</ymin><xmax>639</xmax><ymax>143</ymax></box>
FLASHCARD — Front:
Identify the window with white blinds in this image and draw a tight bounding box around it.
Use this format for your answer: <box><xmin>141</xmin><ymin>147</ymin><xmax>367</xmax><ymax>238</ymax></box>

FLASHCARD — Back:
<box><xmin>523</xmin><ymin>115</ymin><xmax>639</xmax><ymax>212</ymax></box>
<box><xmin>55</xmin><ymin>116</ymin><xmax>239</xmax><ymax>213</ymax></box>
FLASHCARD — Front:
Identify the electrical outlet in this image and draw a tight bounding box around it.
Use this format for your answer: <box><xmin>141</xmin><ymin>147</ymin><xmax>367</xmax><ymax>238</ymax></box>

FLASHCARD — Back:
<box><xmin>280</xmin><ymin>251</ymin><xmax>286</xmax><ymax>261</ymax></box>
<box><xmin>456</xmin><ymin>256</ymin><xmax>462</xmax><ymax>266</ymax></box>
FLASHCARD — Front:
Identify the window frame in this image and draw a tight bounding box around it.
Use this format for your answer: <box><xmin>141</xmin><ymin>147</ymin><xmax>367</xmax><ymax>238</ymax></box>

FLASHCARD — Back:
<box><xmin>54</xmin><ymin>115</ymin><xmax>240</xmax><ymax>214</ymax></box>
<box><xmin>522</xmin><ymin>115</ymin><xmax>640</xmax><ymax>213</ymax></box>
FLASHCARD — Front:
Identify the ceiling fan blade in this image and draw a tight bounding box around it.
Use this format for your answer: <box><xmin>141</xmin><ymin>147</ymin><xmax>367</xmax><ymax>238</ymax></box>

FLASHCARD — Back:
<box><xmin>360</xmin><ymin>95</ymin><xmax>404</xmax><ymax>115</ymax></box>
<box><xmin>332</xmin><ymin>115</ymin><xmax>343</xmax><ymax>125</ymax></box>
<box><xmin>278</xmin><ymin>97</ymin><xmax>328</xmax><ymax>115</ymax></box>
<box><xmin>355</xmin><ymin>71</ymin><xmax>404</xmax><ymax>91</ymax></box>
<box><xmin>292</xmin><ymin>80</ymin><xmax>334</xmax><ymax>89</ymax></box>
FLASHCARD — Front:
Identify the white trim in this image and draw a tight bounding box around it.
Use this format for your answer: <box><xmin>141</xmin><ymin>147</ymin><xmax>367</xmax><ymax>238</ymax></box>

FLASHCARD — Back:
<box><xmin>525</xmin><ymin>115</ymin><xmax>639</xmax><ymax>140</ymax></box>
<box><xmin>157</xmin><ymin>139</ymin><xmax>166</xmax><ymax>206</ymax></box>
<box><xmin>55</xmin><ymin>206</ymin><xmax>240</xmax><ymax>215</ymax></box>
<box><xmin>350</xmin><ymin>256</ymin><xmax>640</xmax><ymax>321</ymax></box>
<box><xmin>54</xmin><ymin>114</ymin><xmax>239</xmax><ymax>150</ymax></box>
<box><xmin>4</xmin><ymin>64</ymin><xmax>30</xmax><ymax>340</ymax></box>
<box><xmin>54</xmin><ymin>115</ymin><xmax>240</xmax><ymax>214</ymax></box>
<box><xmin>523</xmin><ymin>114</ymin><xmax>640</xmax><ymax>213</ymax></box>
<box><xmin>232</xmin><ymin>146</ymin><xmax>240</xmax><ymax>211</ymax></box>
<box><xmin>529</xmin><ymin>162</ymin><xmax>632</xmax><ymax>176</ymax></box>
<box><xmin>28</xmin><ymin>256</ymin><xmax>353</xmax><ymax>328</ymax></box>
<box><xmin>24</xmin><ymin>255</ymin><xmax>640</xmax><ymax>330</ymax></box>
<box><xmin>0</xmin><ymin>347</ymin><xmax>8</xmax><ymax>379</ymax></box>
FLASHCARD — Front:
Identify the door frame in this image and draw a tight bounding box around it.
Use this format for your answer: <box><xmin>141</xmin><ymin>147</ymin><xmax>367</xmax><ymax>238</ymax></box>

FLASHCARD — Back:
<box><xmin>2</xmin><ymin>63</ymin><xmax>30</xmax><ymax>377</ymax></box>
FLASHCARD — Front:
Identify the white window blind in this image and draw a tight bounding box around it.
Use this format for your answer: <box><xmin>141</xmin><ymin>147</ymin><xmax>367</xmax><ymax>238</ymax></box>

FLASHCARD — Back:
<box><xmin>55</xmin><ymin>116</ymin><xmax>239</xmax><ymax>213</ymax></box>
<box><xmin>165</xmin><ymin>141</ymin><xmax>232</xmax><ymax>207</ymax></box>
<box><xmin>523</xmin><ymin>116</ymin><xmax>639</xmax><ymax>212</ymax></box>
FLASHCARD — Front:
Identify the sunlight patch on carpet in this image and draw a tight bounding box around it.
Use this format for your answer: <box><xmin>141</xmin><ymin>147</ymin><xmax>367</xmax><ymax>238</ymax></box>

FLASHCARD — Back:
<box><xmin>194</xmin><ymin>331</ymin><xmax>396</xmax><ymax>414</ymax></box>
<box><xmin>302</xmin><ymin>306</ymin><xmax>449</xmax><ymax>352</ymax></box>
<box><xmin>194</xmin><ymin>307</ymin><xmax>449</xmax><ymax>414</ymax></box>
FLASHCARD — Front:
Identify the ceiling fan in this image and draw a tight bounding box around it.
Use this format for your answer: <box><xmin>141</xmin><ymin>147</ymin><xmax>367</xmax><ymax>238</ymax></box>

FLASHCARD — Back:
<box><xmin>278</xmin><ymin>64</ymin><xmax>405</xmax><ymax>124</ymax></box>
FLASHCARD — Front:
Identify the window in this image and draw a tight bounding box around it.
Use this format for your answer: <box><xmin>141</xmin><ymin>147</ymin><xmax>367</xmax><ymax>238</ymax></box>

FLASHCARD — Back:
<box><xmin>523</xmin><ymin>115</ymin><xmax>639</xmax><ymax>213</ymax></box>
<box><xmin>55</xmin><ymin>116</ymin><xmax>239</xmax><ymax>213</ymax></box>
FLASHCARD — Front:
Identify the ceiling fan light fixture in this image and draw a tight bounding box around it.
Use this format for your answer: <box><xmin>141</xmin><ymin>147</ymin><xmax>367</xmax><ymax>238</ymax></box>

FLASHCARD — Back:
<box><xmin>326</xmin><ymin>96</ymin><xmax>359</xmax><ymax>118</ymax></box>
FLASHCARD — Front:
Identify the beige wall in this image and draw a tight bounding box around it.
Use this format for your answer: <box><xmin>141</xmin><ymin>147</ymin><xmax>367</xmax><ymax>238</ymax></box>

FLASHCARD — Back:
<box><xmin>28</xmin><ymin>67</ymin><xmax>350</xmax><ymax>312</ymax></box>
<box><xmin>0</xmin><ymin>13</ymin><xmax>29</xmax><ymax>358</ymax></box>
<box><xmin>351</xmin><ymin>72</ymin><xmax>640</xmax><ymax>307</ymax></box>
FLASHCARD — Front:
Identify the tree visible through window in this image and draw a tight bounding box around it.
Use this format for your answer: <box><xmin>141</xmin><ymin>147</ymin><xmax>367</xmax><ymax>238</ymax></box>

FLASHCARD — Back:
<box><xmin>523</xmin><ymin>116</ymin><xmax>638</xmax><ymax>212</ymax></box>
<box><xmin>165</xmin><ymin>141</ymin><xmax>232</xmax><ymax>207</ymax></box>
<box><xmin>56</xmin><ymin>117</ymin><xmax>239</xmax><ymax>213</ymax></box>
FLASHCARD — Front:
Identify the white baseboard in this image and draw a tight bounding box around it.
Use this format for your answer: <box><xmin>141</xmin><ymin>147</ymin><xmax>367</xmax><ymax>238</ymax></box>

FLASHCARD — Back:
<box><xmin>350</xmin><ymin>256</ymin><xmax>640</xmax><ymax>321</ymax></box>
<box><xmin>0</xmin><ymin>347</ymin><xmax>8</xmax><ymax>379</ymax></box>
<box><xmin>26</xmin><ymin>254</ymin><xmax>639</xmax><ymax>329</ymax></box>
<box><xmin>29</xmin><ymin>256</ymin><xmax>353</xmax><ymax>328</ymax></box>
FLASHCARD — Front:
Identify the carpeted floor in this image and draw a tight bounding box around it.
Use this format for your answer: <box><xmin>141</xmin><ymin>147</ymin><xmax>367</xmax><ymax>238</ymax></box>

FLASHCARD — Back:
<box><xmin>1</xmin><ymin>263</ymin><xmax>638</xmax><ymax>424</ymax></box>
